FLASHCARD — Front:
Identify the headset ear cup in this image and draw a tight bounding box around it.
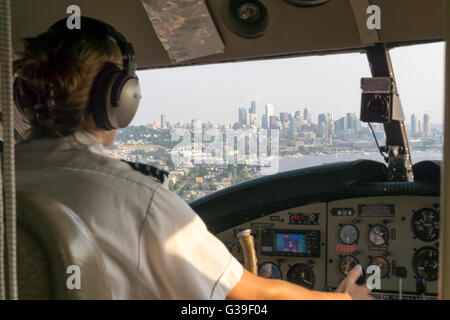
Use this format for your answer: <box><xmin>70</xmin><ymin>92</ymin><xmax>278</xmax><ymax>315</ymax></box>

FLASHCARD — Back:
<box><xmin>108</xmin><ymin>72</ymin><xmax>141</xmax><ymax>128</ymax></box>
<box><xmin>90</xmin><ymin>63</ymin><xmax>121</xmax><ymax>130</ymax></box>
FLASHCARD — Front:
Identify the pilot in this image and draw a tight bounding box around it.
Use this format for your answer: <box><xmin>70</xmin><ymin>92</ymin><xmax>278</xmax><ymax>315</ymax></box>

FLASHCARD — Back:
<box><xmin>13</xmin><ymin>17</ymin><xmax>371</xmax><ymax>300</ymax></box>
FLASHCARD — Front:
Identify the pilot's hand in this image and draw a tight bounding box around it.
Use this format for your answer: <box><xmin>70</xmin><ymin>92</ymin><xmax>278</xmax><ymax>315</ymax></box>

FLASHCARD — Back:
<box><xmin>336</xmin><ymin>265</ymin><xmax>373</xmax><ymax>300</ymax></box>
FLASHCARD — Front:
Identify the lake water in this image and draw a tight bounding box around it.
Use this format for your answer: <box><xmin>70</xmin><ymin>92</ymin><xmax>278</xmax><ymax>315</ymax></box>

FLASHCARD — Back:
<box><xmin>278</xmin><ymin>150</ymin><xmax>442</xmax><ymax>172</ymax></box>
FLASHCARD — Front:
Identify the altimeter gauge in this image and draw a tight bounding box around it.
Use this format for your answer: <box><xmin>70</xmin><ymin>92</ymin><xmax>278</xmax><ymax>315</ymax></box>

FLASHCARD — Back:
<box><xmin>339</xmin><ymin>224</ymin><xmax>359</xmax><ymax>245</ymax></box>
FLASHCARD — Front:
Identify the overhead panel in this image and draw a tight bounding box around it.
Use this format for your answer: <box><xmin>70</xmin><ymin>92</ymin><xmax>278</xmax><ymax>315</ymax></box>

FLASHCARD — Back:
<box><xmin>349</xmin><ymin>0</ymin><xmax>380</xmax><ymax>45</ymax></box>
<box><xmin>373</xmin><ymin>0</ymin><xmax>446</xmax><ymax>44</ymax></box>
<box><xmin>10</xmin><ymin>0</ymin><xmax>446</xmax><ymax>69</ymax></box>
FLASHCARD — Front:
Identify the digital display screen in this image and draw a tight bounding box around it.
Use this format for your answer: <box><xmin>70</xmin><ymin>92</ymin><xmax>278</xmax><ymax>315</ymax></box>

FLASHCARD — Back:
<box><xmin>274</xmin><ymin>233</ymin><xmax>307</xmax><ymax>254</ymax></box>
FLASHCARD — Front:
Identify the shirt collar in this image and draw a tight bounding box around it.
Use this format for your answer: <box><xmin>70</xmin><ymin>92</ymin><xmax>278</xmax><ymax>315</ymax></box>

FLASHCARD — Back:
<box><xmin>68</xmin><ymin>130</ymin><xmax>105</xmax><ymax>155</ymax></box>
<box><xmin>17</xmin><ymin>130</ymin><xmax>106</xmax><ymax>155</ymax></box>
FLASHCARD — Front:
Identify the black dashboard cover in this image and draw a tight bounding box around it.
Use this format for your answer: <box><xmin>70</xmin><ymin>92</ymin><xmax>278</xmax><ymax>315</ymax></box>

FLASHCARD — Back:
<box><xmin>190</xmin><ymin>160</ymin><xmax>440</xmax><ymax>234</ymax></box>
<box><xmin>191</xmin><ymin>160</ymin><xmax>386</xmax><ymax>233</ymax></box>
<box><xmin>413</xmin><ymin>160</ymin><xmax>441</xmax><ymax>182</ymax></box>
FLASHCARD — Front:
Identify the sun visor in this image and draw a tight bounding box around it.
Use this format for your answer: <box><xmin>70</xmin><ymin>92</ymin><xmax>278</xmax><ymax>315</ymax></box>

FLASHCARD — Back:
<box><xmin>140</xmin><ymin>0</ymin><xmax>225</xmax><ymax>64</ymax></box>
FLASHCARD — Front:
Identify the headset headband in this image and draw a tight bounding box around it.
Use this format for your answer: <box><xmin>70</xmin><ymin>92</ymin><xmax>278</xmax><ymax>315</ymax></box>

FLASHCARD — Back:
<box><xmin>48</xmin><ymin>16</ymin><xmax>135</xmax><ymax>59</ymax></box>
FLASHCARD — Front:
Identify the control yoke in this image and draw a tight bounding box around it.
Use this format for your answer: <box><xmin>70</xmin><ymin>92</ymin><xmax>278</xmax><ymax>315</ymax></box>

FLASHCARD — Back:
<box><xmin>237</xmin><ymin>229</ymin><xmax>258</xmax><ymax>275</ymax></box>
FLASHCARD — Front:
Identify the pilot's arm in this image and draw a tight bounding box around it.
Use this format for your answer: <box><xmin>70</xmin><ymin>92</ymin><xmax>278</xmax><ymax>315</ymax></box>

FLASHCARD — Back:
<box><xmin>227</xmin><ymin>265</ymin><xmax>371</xmax><ymax>300</ymax></box>
<box><xmin>137</xmin><ymin>183</ymin><xmax>371</xmax><ymax>300</ymax></box>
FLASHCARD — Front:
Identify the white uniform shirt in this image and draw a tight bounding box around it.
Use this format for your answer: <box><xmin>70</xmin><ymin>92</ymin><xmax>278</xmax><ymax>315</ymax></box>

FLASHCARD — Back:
<box><xmin>15</xmin><ymin>131</ymin><xmax>243</xmax><ymax>299</ymax></box>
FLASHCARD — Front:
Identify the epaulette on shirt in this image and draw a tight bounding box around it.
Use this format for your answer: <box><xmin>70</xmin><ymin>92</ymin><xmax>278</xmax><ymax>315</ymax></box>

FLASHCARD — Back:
<box><xmin>121</xmin><ymin>160</ymin><xmax>169</xmax><ymax>185</ymax></box>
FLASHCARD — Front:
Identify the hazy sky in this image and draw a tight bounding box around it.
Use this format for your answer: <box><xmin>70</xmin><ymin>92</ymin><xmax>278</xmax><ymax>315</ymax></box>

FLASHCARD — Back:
<box><xmin>132</xmin><ymin>42</ymin><xmax>445</xmax><ymax>126</ymax></box>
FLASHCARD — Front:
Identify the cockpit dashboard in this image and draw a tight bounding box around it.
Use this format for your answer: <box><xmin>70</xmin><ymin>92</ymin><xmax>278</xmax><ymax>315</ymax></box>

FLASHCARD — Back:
<box><xmin>191</xmin><ymin>160</ymin><xmax>441</xmax><ymax>300</ymax></box>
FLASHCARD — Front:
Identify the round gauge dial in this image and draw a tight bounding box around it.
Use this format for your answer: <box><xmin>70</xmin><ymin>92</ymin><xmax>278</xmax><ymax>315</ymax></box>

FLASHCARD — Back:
<box><xmin>258</xmin><ymin>262</ymin><xmax>282</xmax><ymax>280</ymax></box>
<box><xmin>368</xmin><ymin>224</ymin><xmax>389</xmax><ymax>246</ymax></box>
<box><xmin>339</xmin><ymin>224</ymin><xmax>359</xmax><ymax>245</ymax></box>
<box><xmin>287</xmin><ymin>263</ymin><xmax>315</xmax><ymax>289</ymax></box>
<box><xmin>411</xmin><ymin>208</ymin><xmax>440</xmax><ymax>242</ymax></box>
<box><xmin>413</xmin><ymin>246</ymin><xmax>439</xmax><ymax>281</ymax></box>
<box><xmin>339</xmin><ymin>255</ymin><xmax>359</xmax><ymax>276</ymax></box>
<box><xmin>369</xmin><ymin>256</ymin><xmax>390</xmax><ymax>278</ymax></box>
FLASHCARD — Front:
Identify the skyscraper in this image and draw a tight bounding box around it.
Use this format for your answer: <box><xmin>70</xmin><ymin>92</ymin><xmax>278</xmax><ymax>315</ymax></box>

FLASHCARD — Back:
<box><xmin>160</xmin><ymin>114</ymin><xmax>167</xmax><ymax>129</ymax></box>
<box><xmin>318</xmin><ymin>113</ymin><xmax>327</xmax><ymax>126</ymax></box>
<box><xmin>346</xmin><ymin>113</ymin><xmax>359</xmax><ymax>132</ymax></box>
<box><xmin>269</xmin><ymin>115</ymin><xmax>278</xmax><ymax>129</ymax></box>
<box><xmin>423</xmin><ymin>113</ymin><xmax>431</xmax><ymax>137</ymax></box>
<box><xmin>327</xmin><ymin>113</ymin><xmax>333</xmax><ymax>124</ymax></box>
<box><xmin>248</xmin><ymin>113</ymin><xmax>257</xmax><ymax>127</ymax></box>
<box><xmin>304</xmin><ymin>107</ymin><xmax>312</xmax><ymax>123</ymax></box>
<box><xmin>318</xmin><ymin>122</ymin><xmax>328</xmax><ymax>138</ymax></box>
<box><xmin>238</xmin><ymin>108</ymin><xmax>248</xmax><ymax>126</ymax></box>
<box><xmin>250</xmin><ymin>101</ymin><xmax>256</xmax><ymax>115</ymax></box>
<box><xmin>411</xmin><ymin>114</ymin><xmax>417</xmax><ymax>137</ymax></box>
<box><xmin>266</xmin><ymin>103</ymin><xmax>274</xmax><ymax>117</ymax></box>
<box><xmin>248</xmin><ymin>101</ymin><xmax>257</xmax><ymax>127</ymax></box>
<box><xmin>335</xmin><ymin>117</ymin><xmax>347</xmax><ymax>133</ymax></box>
<box><xmin>262</xmin><ymin>103</ymin><xmax>275</xmax><ymax>129</ymax></box>
<box><xmin>280</xmin><ymin>112</ymin><xmax>290</xmax><ymax>123</ymax></box>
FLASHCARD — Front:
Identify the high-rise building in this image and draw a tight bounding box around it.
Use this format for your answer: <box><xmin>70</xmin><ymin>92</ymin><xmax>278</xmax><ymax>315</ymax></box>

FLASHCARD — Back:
<box><xmin>304</xmin><ymin>107</ymin><xmax>312</xmax><ymax>123</ymax></box>
<box><xmin>160</xmin><ymin>114</ymin><xmax>167</xmax><ymax>129</ymax></box>
<box><xmin>290</xmin><ymin>117</ymin><xmax>303</xmax><ymax>137</ymax></box>
<box><xmin>423</xmin><ymin>113</ymin><xmax>431</xmax><ymax>137</ymax></box>
<box><xmin>238</xmin><ymin>108</ymin><xmax>248</xmax><ymax>126</ymax></box>
<box><xmin>248</xmin><ymin>101</ymin><xmax>257</xmax><ymax>127</ymax></box>
<box><xmin>294</xmin><ymin>111</ymin><xmax>303</xmax><ymax>120</ymax></box>
<box><xmin>262</xmin><ymin>103</ymin><xmax>275</xmax><ymax>129</ymax></box>
<box><xmin>269</xmin><ymin>115</ymin><xmax>279</xmax><ymax>129</ymax></box>
<box><xmin>411</xmin><ymin>114</ymin><xmax>417</xmax><ymax>137</ymax></box>
<box><xmin>279</xmin><ymin>113</ymin><xmax>291</xmax><ymax>133</ymax></box>
<box><xmin>248</xmin><ymin>113</ymin><xmax>257</xmax><ymax>127</ymax></box>
<box><xmin>250</xmin><ymin>101</ymin><xmax>256</xmax><ymax>115</ymax></box>
<box><xmin>334</xmin><ymin>117</ymin><xmax>347</xmax><ymax>133</ymax></box>
<box><xmin>346</xmin><ymin>113</ymin><xmax>360</xmax><ymax>132</ymax></box>
<box><xmin>280</xmin><ymin>112</ymin><xmax>290</xmax><ymax>123</ymax></box>
<box><xmin>318</xmin><ymin>122</ymin><xmax>328</xmax><ymax>138</ymax></box>
<box><xmin>318</xmin><ymin>113</ymin><xmax>327</xmax><ymax>126</ymax></box>
<box><xmin>327</xmin><ymin>113</ymin><xmax>333</xmax><ymax>124</ymax></box>
<box><xmin>328</xmin><ymin>121</ymin><xmax>335</xmax><ymax>137</ymax></box>
<box><xmin>346</xmin><ymin>113</ymin><xmax>353</xmax><ymax>130</ymax></box>
<box><xmin>418</xmin><ymin>120</ymin><xmax>422</xmax><ymax>135</ymax></box>
<box><xmin>266</xmin><ymin>103</ymin><xmax>274</xmax><ymax>117</ymax></box>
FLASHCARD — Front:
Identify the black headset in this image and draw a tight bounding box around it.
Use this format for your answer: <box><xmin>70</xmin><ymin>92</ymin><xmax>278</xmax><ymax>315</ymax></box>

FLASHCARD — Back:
<box><xmin>14</xmin><ymin>16</ymin><xmax>142</xmax><ymax>130</ymax></box>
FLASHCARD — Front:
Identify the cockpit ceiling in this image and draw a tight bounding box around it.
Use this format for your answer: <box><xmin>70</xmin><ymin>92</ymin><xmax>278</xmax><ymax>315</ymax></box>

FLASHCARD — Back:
<box><xmin>11</xmin><ymin>0</ymin><xmax>445</xmax><ymax>70</ymax></box>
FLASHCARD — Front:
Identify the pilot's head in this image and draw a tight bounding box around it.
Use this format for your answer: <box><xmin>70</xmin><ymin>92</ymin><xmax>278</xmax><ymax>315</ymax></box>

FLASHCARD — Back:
<box><xmin>14</xmin><ymin>17</ymin><xmax>141</xmax><ymax>147</ymax></box>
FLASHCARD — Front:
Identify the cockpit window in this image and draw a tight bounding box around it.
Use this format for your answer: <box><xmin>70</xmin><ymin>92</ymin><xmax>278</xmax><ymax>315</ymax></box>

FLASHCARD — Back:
<box><xmin>108</xmin><ymin>43</ymin><xmax>444</xmax><ymax>202</ymax></box>
<box><xmin>389</xmin><ymin>42</ymin><xmax>444</xmax><ymax>160</ymax></box>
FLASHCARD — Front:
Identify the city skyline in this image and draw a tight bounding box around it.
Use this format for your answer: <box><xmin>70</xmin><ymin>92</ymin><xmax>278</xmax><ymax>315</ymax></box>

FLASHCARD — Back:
<box><xmin>156</xmin><ymin>103</ymin><xmax>439</xmax><ymax>134</ymax></box>
<box><xmin>131</xmin><ymin>42</ymin><xmax>445</xmax><ymax>126</ymax></box>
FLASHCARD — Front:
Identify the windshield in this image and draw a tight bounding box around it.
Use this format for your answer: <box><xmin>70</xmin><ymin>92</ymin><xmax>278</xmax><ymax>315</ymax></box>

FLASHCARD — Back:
<box><xmin>108</xmin><ymin>42</ymin><xmax>444</xmax><ymax>202</ymax></box>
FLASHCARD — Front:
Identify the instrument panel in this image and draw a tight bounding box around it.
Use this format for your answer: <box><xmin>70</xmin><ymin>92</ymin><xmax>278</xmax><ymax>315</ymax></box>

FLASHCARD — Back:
<box><xmin>217</xmin><ymin>196</ymin><xmax>440</xmax><ymax>299</ymax></box>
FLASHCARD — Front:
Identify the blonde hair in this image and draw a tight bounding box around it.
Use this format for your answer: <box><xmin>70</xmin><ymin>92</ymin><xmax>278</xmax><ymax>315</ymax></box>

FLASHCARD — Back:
<box><xmin>14</xmin><ymin>28</ymin><xmax>123</xmax><ymax>139</ymax></box>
